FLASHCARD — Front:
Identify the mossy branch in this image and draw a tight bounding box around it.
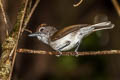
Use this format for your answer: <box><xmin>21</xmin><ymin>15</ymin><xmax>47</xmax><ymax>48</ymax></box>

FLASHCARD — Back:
<box><xmin>0</xmin><ymin>0</ymin><xmax>40</xmax><ymax>80</ymax></box>
<box><xmin>0</xmin><ymin>1</ymin><xmax>28</xmax><ymax>80</ymax></box>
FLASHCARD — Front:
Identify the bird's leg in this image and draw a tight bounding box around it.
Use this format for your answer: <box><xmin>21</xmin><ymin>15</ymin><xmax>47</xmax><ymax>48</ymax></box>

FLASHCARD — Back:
<box><xmin>75</xmin><ymin>41</ymin><xmax>80</xmax><ymax>57</ymax></box>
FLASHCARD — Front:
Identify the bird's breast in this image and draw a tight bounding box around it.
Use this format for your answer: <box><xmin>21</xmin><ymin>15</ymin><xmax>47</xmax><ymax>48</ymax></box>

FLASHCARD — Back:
<box><xmin>49</xmin><ymin>31</ymin><xmax>81</xmax><ymax>51</ymax></box>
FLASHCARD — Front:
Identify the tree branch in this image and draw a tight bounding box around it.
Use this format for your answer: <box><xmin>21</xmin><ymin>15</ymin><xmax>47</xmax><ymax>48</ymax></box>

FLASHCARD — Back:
<box><xmin>0</xmin><ymin>0</ymin><xmax>9</xmax><ymax>36</ymax></box>
<box><xmin>8</xmin><ymin>0</ymin><xmax>29</xmax><ymax>79</ymax></box>
<box><xmin>17</xmin><ymin>49</ymin><xmax>120</xmax><ymax>56</ymax></box>
<box><xmin>0</xmin><ymin>1</ymin><xmax>28</xmax><ymax>80</ymax></box>
<box><xmin>0</xmin><ymin>0</ymin><xmax>8</xmax><ymax>25</ymax></box>
<box><xmin>21</xmin><ymin>0</ymin><xmax>40</xmax><ymax>33</ymax></box>
<box><xmin>73</xmin><ymin>0</ymin><xmax>84</xmax><ymax>7</ymax></box>
<box><xmin>9</xmin><ymin>0</ymin><xmax>40</xmax><ymax>80</ymax></box>
<box><xmin>112</xmin><ymin>0</ymin><xmax>120</xmax><ymax>16</ymax></box>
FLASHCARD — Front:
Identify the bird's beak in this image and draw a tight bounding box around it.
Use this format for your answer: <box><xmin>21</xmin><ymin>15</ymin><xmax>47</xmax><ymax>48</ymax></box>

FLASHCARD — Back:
<box><xmin>28</xmin><ymin>32</ymin><xmax>40</xmax><ymax>37</ymax></box>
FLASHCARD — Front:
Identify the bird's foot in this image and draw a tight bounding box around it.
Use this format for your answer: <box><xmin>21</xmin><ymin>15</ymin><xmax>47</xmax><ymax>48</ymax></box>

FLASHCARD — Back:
<box><xmin>56</xmin><ymin>51</ymin><xmax>62</xmax><ymax>57</ymax></box>
<box><xmin>75</xmin><ymin>51</ymin><xmax>79</xmax><ymax>57</ymax></box>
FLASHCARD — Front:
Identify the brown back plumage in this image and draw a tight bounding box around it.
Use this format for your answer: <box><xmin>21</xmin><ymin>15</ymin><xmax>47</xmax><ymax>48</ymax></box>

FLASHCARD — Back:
<box><xmin>51</xmin><ymin>24</ymin><xmax>88</xmax><ymax>41</ymax></box>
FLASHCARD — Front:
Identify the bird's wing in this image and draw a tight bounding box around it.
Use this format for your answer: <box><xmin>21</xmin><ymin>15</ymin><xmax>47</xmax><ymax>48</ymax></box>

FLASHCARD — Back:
<box><xmin>50</xmin><ymin>24</ymin><xmax>88</xmax><ymax>41</ymax></box>
<box><xmin>58</xmin><ymin>41</ymin><xmax>71</xmax><ymax>51</ymax></box>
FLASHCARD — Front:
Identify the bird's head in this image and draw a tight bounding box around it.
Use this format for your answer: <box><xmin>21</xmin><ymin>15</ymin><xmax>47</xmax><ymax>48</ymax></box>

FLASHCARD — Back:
<box><xmin>28</xmin><ymin>24</ymin><xmax>57</xmax><ymax>44</ymax></box>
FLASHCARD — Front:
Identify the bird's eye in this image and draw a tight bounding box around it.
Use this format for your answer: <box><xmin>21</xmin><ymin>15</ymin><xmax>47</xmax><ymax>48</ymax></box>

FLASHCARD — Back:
<box><xmin>40</xmin><ymin>28</ymin><xmax>44</xmax><ymax>32</ymax></box>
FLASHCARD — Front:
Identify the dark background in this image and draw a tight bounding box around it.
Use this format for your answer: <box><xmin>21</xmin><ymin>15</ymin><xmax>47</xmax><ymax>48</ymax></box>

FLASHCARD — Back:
<box><xmin>0</xmin><ymin>0</ymin><xmax>120</xmax><ymax>80</ymax></box>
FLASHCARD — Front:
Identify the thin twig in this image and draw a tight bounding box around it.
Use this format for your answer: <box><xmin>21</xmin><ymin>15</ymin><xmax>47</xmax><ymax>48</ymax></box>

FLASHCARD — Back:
<box><xmin>24</xmin><ymin>29</ymin><xmax>32</xmax><ymax>33</ymax></box>
<box><xmin>0</xmin><ymin>0</ymin><xmax>8</xmax><ymax>25</ymax></box>
<box><xmin>17</xmin><ymin>49</ymin><xmax>120</xmax><ymax>56</ymax></box>
<box><xmin>73</xmin><ymin>0</ymin><xmax>84</xmax><ymax>7</ymax></box>
<box><xmin>112</xmin><ymin>0</ymin><xmax>120</xmax><ymax>16</ymax></box>
<box><xmin>0</xmin><ymin>0</ymin><xmax>9</xmax><ymax>36</ymax></box>
<box><xmin>21</xmin><ymin>0</ymin><xmax>40</xmax><ymax>33</ymax></box>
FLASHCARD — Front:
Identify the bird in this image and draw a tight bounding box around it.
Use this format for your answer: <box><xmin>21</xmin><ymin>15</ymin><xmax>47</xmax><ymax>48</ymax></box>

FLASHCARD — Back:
<box><xmin>28</xmin><ymin>21</ymin><xmax>114</xmax><ymax>55</ymax></box>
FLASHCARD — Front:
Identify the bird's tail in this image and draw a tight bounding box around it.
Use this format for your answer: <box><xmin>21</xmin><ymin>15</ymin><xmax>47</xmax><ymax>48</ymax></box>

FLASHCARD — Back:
<box><xmin>92</xmin><ymin>21</ymin><xmax>114</xmax><ymax>31</ymax></box>
<box><xmin>92</xmin><ymin>15</ymin><xmax>114</xmax><ymax>31</ymax></box>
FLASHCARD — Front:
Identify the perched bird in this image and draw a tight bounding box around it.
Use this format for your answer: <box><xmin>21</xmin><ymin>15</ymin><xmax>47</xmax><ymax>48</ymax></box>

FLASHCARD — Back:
<box><xmin>29</xmin><ymin>21</ymin><xmax>114</xmax><ymax>55</ymax></box>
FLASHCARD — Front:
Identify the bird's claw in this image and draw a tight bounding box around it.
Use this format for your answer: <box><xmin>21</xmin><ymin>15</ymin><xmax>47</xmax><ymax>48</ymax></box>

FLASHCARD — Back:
<box><xmin>75</xmin><ymin>51</ymin><xmax>79</xmax><ymax>57</ymax></box>
<box><xmin>56</xmin><ymin>51</ymin><xmax>62</xmax><ymax>57</ymax></box>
